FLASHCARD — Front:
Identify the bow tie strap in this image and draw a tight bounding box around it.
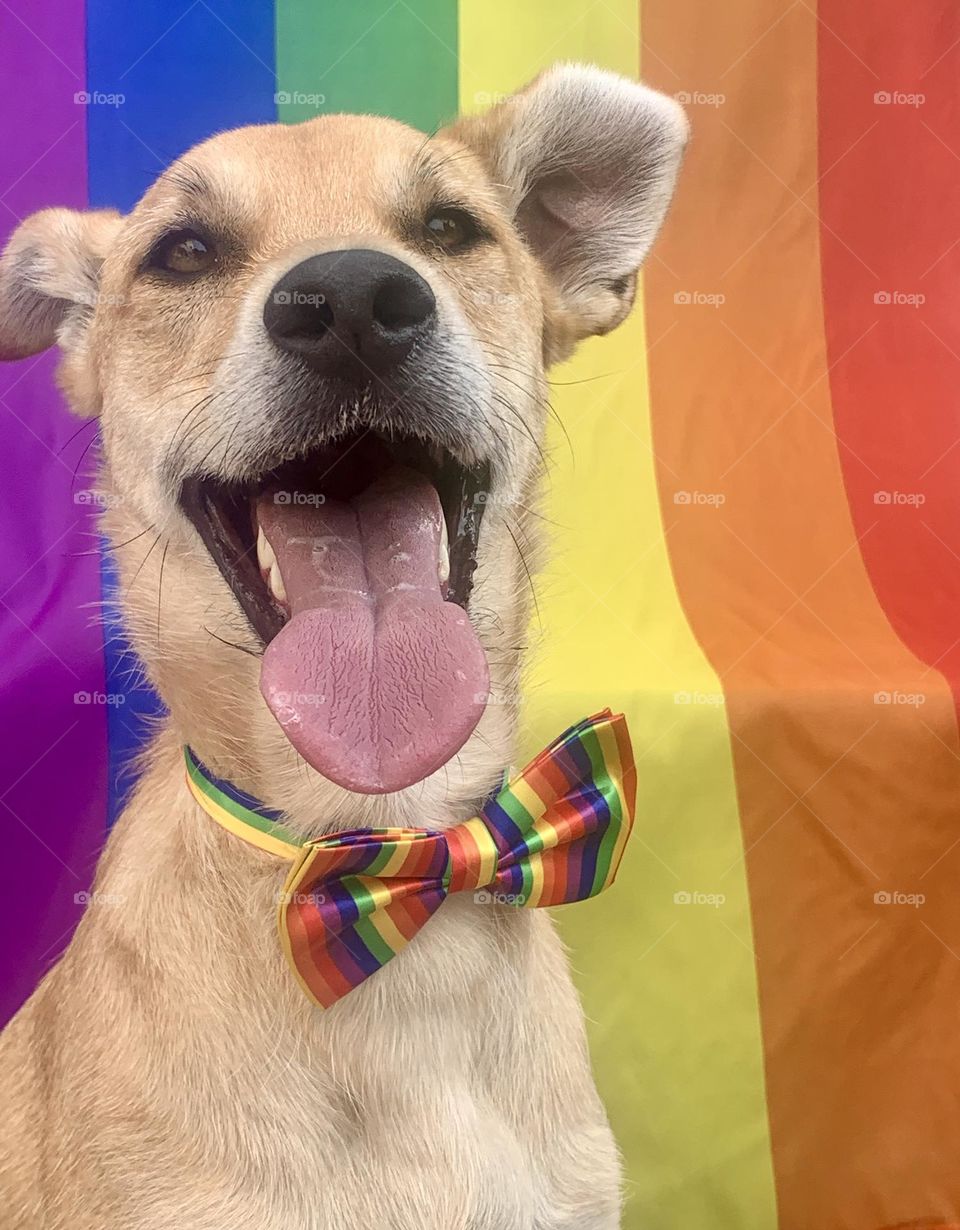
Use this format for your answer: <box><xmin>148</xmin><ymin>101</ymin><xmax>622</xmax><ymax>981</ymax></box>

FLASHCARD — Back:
<box><xmin>185</xmin><ymin>710</ymin><xmax>636</xmax><ymax>1010</ymax></box>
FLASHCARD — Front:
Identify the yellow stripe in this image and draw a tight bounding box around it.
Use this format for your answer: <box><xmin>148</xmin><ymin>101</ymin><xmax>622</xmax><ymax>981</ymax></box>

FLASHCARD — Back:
<box><xmin>366</xmin><ymin>903</ymin><xmax>412</xmax><ymax>958</ymax></box>
<box><xmin>459</xmin><ymin>816</ymin><xmax>499</xmax><ymax>885</ymax></box>
<box><xmin>506</xmin><ymin>776</ymin><xmax>542</xmax><ymax>825</ymax></box>
<box><xmin>458</xmin><ymin>8</ymin><xmax>774</xmax><ymax>1227</ymax></box>
<box><xmin>377</xmin><ymin>841</ymin><xmax>416</xmax><ymax>877</ymax></box>
<box><xmin>521</xmin><ymin>849</ymin><xmax>546</xmax><ymax>908</ymax></box>
<box><xmin>186</xmin><ymin>773</ymin><xmax>301</xmax><ymax>860</ymax></box>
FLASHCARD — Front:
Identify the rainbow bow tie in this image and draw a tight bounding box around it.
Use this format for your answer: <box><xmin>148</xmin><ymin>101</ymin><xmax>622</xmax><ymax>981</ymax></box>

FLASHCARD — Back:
<box><xmin>185</xmin><ymin>711</ymin><xmax>635</xmax><ymax>1009</ymax></box>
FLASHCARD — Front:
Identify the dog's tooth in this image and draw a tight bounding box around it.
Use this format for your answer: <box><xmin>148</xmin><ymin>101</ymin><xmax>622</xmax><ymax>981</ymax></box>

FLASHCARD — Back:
<box><xmin>269</xmin><ymin>564</ymin><xmax>287</xmax><ymax>606</ymax></box>
<box><xmin>257</xmin><ymin>525</ymin><xmax>276</xmax><ymax>573</ymax></box>
<box><xmin>438</xmin><ymin>514</ymin><xmax>450</xmax><ymax>586</ymax></box>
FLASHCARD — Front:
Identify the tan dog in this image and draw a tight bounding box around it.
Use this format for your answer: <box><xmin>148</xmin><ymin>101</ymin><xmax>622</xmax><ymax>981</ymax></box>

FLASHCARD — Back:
<box><xmin>0</xmin><ymin>65</ymin><xmax>686</xmax><ymax>1229</ymax></box>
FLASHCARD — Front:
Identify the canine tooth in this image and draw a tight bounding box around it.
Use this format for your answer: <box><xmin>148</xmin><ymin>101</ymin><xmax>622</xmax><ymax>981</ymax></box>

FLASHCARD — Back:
<box><xmin>438</xmin><ymin>514</ymin><xmax>450</xmax><ymax>585</ymax></box>
<box><xmin>257</xmin><ymin>526</ymin><xmax>276</xmax><ymax>573</ymax></box>
<box><xmin>269</xmin><ymin>564</ymin><xmax>287</xmax><ymax>605</ymax></box>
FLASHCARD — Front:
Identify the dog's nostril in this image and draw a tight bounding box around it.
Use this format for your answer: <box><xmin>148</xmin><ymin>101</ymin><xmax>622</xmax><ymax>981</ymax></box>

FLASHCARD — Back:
<box><xmin>280</xmin><ymin>297</ymin><xmax>334</xmax><ymax>340</ymax></box>
<box><xmin>372</xmin><ymin>276</ymin><xmax>436</xmax><ymax>333</ymax></box>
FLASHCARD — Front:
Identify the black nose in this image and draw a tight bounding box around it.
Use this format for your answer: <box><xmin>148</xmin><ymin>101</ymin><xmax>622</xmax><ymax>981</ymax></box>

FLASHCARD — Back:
<box><xmin>263</xmin><ymin>249</ymin><xmax>436</xmax><ymax>378</ymax></box>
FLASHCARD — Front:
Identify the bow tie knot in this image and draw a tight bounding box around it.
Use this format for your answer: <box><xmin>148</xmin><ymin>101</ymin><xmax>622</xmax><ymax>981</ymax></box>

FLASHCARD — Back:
<box><xmin>185</xmin><ymin>710</ymin><xmax>636</xmax><ymax>1009</ymax></box>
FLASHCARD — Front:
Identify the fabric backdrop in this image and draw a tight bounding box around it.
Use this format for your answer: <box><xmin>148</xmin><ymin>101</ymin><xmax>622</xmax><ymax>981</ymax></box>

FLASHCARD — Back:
<box><xmin>2</xmin><ymin>3</ymin><xmax>959</xmax><ymax>1228</ymax></box>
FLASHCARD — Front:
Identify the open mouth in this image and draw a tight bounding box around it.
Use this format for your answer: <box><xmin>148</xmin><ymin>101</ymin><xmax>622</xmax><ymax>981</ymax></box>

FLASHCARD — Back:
<box><xmin>180</xmin><ymin>430</ymin><xmax>492</xmax><ymax>795</ymax></box>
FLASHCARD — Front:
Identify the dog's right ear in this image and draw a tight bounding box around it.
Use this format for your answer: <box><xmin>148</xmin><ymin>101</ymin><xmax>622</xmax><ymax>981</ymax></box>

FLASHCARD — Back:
<box><xmin>0</xmin><ymin>208</ymin><xmax>122</xmax><ymax>362</ymax></box>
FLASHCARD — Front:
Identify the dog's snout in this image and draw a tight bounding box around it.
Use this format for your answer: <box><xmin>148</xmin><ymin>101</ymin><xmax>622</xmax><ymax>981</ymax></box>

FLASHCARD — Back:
<box><xmin>263</xmin><ymin>249</ymin><xmax>436</xmax><ymax>377</ymax></box>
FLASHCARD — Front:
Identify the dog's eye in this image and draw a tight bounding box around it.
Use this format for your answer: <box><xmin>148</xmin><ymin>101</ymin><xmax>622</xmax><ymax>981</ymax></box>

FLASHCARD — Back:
<box><xmin>423</xmin><ymin>207</ymin><xmax>484</xmax><ymax>253</ymax></box>
<box><xmin>147</xmin><ymin>229</ymin><xmax>215</xmax><ymax>277</ymax></box>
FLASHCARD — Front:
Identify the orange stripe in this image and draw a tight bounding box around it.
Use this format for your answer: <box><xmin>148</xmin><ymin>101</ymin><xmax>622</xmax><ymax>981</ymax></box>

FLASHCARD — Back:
<box><xmin>643</xmin><ymin>1</ymin><xmax>960</xmax><ymax>1225</ymax></box>
<box><xmin>445</xmin><ymin>823</ymin><xmax>479</xmax><ymax>894</ymax></box>
<box><xmin>537</xmin><ymin>847</ymin><xmax>562</xmax><ymax>907</ymax></box>
<box><xmin>612</xmin><ymin>720</ymin><xmax>636</xmax><ymax>820</ymax></box>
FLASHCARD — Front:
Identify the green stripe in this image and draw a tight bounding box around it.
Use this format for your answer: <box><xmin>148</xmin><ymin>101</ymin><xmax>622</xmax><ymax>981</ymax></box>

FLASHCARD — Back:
<box><xmin>496</xmin><ymin>789</ymin><xmax>537</xmax><ymax>832</ymax></box>
<box><xmin>185</xmin><ymin>752</ymin><xmax>302</xmax><ymax>847</ymax></box>
<box><xmin>275</xmin><ymin>0</ymin><xmax>459</xmax><ymax>131</ymax></box>
<box><xmin>341</xmin><ymin>876</ymin><xmax>397</xmax><ymax>967</ymax></box>
<box><xmin>517</xmin><ymin>855</ymin><xmax>534</xmax><ymax>905</ymax></box>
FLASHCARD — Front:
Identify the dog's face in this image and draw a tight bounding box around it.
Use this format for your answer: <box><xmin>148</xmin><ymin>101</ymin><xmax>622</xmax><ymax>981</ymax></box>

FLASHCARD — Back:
<box><xmin>0</xmin><ymin>66</ymin><xmax>686</xmax><ymax>818</ymax></box>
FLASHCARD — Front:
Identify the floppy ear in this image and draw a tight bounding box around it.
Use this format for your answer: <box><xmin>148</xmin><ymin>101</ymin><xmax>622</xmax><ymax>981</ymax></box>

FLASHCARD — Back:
<box><xmin>0</xmin><ymin>207</ymin><xmax>122</xmax><ymax>362</ymax></box>
<box><xmin>447</xmin><ymin>63</ymin><xmax>688</xmax><ymax>349</ymax></box>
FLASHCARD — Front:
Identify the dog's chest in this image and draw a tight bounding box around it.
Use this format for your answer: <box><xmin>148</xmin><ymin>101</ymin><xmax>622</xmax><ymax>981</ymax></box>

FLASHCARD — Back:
<box><xmin>224</xmin><ymin>902</ymin><xmax>603</xmax><ymax>1230</ymax></box>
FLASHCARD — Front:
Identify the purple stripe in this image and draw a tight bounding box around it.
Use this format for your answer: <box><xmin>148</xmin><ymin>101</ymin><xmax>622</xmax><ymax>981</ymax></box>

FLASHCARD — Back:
<box><xmin>0</xmin><ymin>3</ymin><xmax>108</xmax><ymax>1027</ymax></box>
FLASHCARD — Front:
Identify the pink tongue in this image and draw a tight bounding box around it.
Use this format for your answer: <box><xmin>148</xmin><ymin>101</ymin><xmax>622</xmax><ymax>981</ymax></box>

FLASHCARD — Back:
<box><xmin>257</xmin><ymin>467</ymin><xmax>488</xmax><ymax>794</ymax></box>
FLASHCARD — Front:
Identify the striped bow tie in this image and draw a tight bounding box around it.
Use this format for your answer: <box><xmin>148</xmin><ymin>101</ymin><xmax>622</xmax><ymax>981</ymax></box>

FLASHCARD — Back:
<box><xmin>185</xmin><ymin>710</ymin><xmax>635</xmax><ymax>1009</ymax></box>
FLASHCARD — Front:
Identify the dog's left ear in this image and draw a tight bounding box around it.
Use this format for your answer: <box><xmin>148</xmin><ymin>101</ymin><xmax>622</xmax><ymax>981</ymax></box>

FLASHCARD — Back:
<box><xmin>446</xmin><ymin>63</ymin><xmax>688</xmax><ymax>354</ymax></box>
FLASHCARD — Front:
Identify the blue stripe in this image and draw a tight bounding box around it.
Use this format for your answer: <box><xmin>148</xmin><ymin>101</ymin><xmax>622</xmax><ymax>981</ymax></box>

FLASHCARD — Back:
<box><xmin>86</xmin><ymin>0</ymin><xmax>278</xmax><ymax>823</ymax></box>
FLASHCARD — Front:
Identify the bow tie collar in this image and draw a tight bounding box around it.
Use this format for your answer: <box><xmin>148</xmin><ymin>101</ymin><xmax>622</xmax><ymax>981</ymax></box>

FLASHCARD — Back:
<box><xmin>185</xmin><ymin>710</ymin><xmax>636</xmax><ymax>1009</ymax></box>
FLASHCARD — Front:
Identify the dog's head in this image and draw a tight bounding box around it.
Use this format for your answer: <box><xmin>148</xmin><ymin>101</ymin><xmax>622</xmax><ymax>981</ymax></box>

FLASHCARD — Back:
<box><xmin>0</xmin><ymin>65</ymin><xmax>686</xmax><ymax>819</ymax></box>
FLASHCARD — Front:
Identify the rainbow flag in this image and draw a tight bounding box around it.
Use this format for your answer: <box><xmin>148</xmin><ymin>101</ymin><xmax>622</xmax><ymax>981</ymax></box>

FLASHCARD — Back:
<box><xmin>3</xmin><ymin>2</ymin><xmax>960</xmax><ymax>1227</ymax></box>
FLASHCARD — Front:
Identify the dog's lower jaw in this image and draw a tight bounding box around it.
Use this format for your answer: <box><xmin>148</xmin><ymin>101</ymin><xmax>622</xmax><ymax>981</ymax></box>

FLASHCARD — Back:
<box><xmin>0</xmin><ymin>728</ymin><xmax>622</xmax><ymax>1230</ymax></box>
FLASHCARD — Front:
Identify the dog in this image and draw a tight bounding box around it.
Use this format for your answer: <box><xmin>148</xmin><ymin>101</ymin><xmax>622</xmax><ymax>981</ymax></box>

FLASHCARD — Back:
<box><xmin>0</xmin><ymin>64</ymin><xmax>686</xmax><ymax>1229</ymax></box>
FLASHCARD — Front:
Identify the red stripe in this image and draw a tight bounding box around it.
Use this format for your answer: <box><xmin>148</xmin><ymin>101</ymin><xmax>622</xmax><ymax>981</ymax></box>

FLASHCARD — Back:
<box><xmin>444</xmin><ymin>823</ymin><xmax>478</xmax><ymax>893</ymax></box>
<box><xmin>817</xmin><ymin>9</ymin><xmax>960</xmax><ymax>1217</ymax></box>
<box><xmin>819</xmin><ymin>3</ymin><xmax>960</xmax><ymax>690</ymax></box>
